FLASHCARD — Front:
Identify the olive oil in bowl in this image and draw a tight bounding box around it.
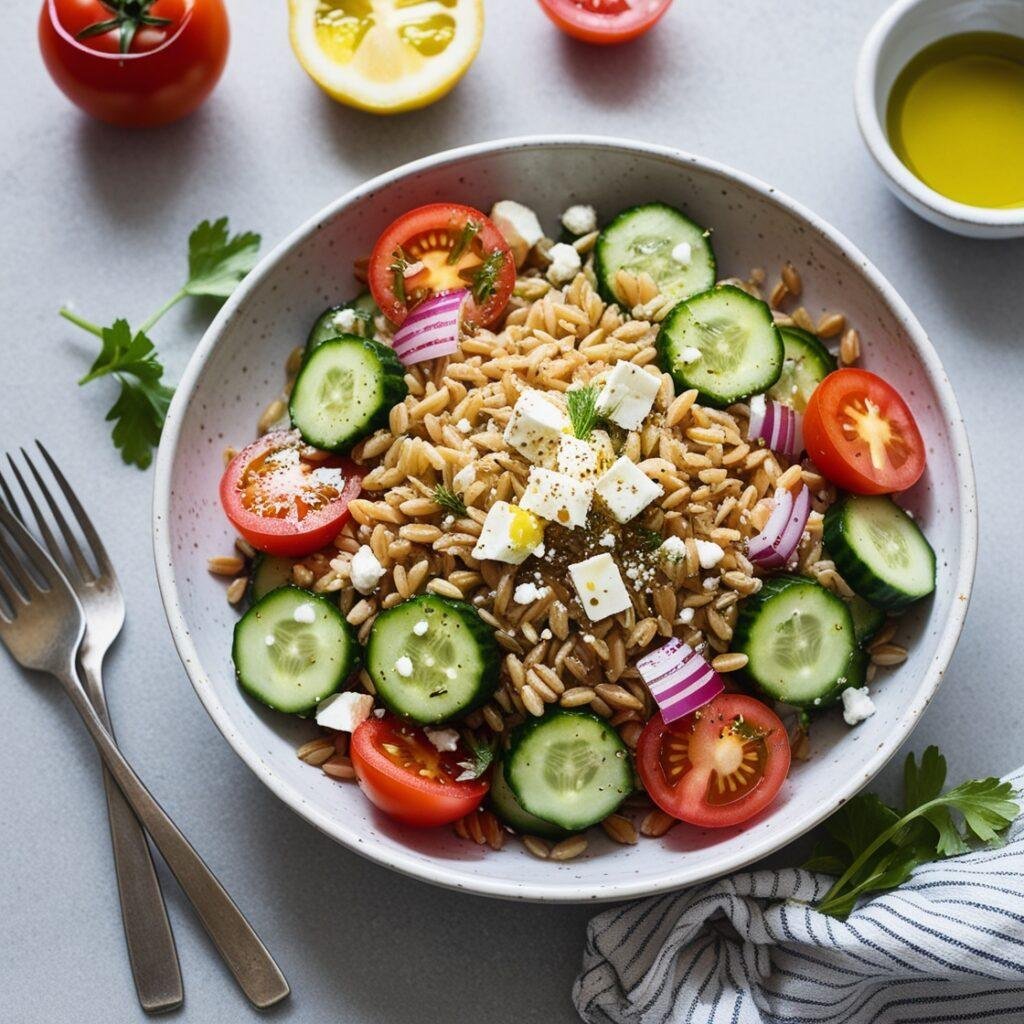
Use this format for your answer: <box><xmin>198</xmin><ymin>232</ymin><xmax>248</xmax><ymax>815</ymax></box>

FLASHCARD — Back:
<box><xmin>886</xmin><ymin>32</ymin><xmax>1024</xmax><ymax>210</ymax></box>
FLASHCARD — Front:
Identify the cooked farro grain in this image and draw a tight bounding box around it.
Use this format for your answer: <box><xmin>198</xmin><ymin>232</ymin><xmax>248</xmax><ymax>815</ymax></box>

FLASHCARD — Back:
<box><xmin>522</xmin><ymin>835</ymin><xmax>551</xmax><ymax>859</ymax></box>
<box><xmin>296</xmin><ymin>737</ymin><xmax>335</xmax><ymax>766</ymax></box>
<box><xmin>225</xmin><ymin>577</ymin><xmax>248</xmax><ymax>605</ymax></box>
<box><xmin>640</xmin><ymin>809</ymin><xmax>678</xmax><ymax>838</ymax></box>
<box><xmin>601</xmin><ymin>813</ymin><xmax>639</xmax><ymax>845</ymax></box>
<box><xmin>550</xmin><ymin>835</ymin><xmax>588</xmax><ymax>861</ymax></box>
<box><xmin>781</xmin><ymin>262</ymin><xmax>802</xmax><ymax>298</ymax></box>
<box><xmin>208</xmin><ymin>554</ymin><xmax>245</xmax><ymax>576</ymax></box>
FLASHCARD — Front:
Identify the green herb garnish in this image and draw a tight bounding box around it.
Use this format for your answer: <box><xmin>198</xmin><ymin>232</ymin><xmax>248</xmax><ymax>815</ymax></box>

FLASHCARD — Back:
<box><xmin>389</xmin><ymin>247</ymin><xmax>410</xmax><ymax>306</ymax></box>
<box><xmin>466</xmin><ymin>250</ymin><xmax>506</xmax><ymax>304</ymax></box>
<box><xmin>447</xmin><ymin>219</ymin><xmax>481</xmax><ymax>265</ymax></box>
<box><xmin>566</xmin><ymin>384</ymin><xmax>600</xmax><ymax>441</ymax></box>
<box><xmin>636</xmin><ymin>527</ymin><xmax>663</xmax><ymax>551</ymax></box>
<box><xmin>60</xmin><ymin>218</ymin><xmax>261</xmax><ymax>469</ymax></box>
<box><xmin>456</xmin><ymin>735</ymin><xmax>497</xmax><ymax>782</ymax></box>
<box><xmin>806</xmin><ymin>746</ymin><xmax>1018</xmax><ymax>919</ymax></box>
<box><xmin>433</xmin><ymin>485</ymin><xmax>468</xmax><ymax>518</ymax></box>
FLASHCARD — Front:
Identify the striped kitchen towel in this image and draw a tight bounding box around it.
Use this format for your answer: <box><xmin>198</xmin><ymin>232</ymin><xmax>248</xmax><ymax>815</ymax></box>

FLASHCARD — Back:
<box><xmin>574</xmin><ymin>768</ymin><xmax>1024</xmax><ymax>1024</ymax></box>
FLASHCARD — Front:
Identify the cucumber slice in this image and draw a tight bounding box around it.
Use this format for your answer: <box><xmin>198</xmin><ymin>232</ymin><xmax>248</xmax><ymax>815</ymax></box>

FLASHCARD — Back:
<box><xmin>847</xmin><ymin>594</ymin><xmax>886</xmax><ymax>645</ymax></box>
<box><xmin>594</xmin><ymin>202</ymin><xmax>716</xmax><ymax>307</ymax></box>
<box><xmin>768</xmin><ymin>327</ymin><xmax>837</xmax><ymax>412</ymax></box>
<box><xmin>233</xmin><ymin>586</ymin><xmax>360</xmax><ymax>714</ymax></box>
<box><xmin>289</xmin><ymin>336</ymin><xmax>407</xmax><ymax>453</ymax></box>
<box><xmin>656</xmin><ymin>286</ymin><xmax>784</xmax><ymax>407</ymax></box>
<box><xmin>734</xmin><ymin>576</ymin><xmax>864</xmax><ymax>709</ymax></box>
<box><xmin>506</xmin><ymin>709</ymin><xmax>633</xmax><ymax>831</ymax></box>
<box><xmin>366</xmin><ymin>595</ymin><xmax>500</xmax><ymax>724</ymax></box>
<box><xmin>306</xmin><ymin>292</ymin><xmax>379</xmax><ymax>355</ymax></box>
<box><xmin>824</xmin><ymin>495</ymin><xmax>936</xmax><ymax>611</ymax></box>
<box><xmin>248</xmin><ymin>554</ymin><xmax>296</xmax><ymax>603</ymax></box>
<box><xmin>488</xmin><ymin>759</ymin><xmax>569</xmax><ymax>840</ymax></box>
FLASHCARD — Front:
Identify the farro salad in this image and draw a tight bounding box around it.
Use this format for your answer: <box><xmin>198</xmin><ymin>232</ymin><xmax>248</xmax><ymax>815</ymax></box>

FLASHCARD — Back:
<box><xmin>213</xmin><ymin>198</ymin><xmax>936</xmax><ymax>857</ymax></box>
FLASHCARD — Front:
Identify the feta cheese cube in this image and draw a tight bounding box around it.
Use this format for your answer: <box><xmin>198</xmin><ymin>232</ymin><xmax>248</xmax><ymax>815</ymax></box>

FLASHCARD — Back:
<box><xmin>503</xmin><ymin>389</ymin><xmax>568</xmax><ymax>465</ymax></box>
<box><xmin>841</xmin><ymin>686</ymin><xmax>876</xmax><ymax>726</ymax></box>
<box><xmin>561</xmin><ymin>204</ymin><xmax>597</xmax><ymax>236</ymax></box>
<box><xmin>694</xmin><ymin>539</ymin><xmax>725</xmax><ymax>569</ymax></box>
<box><xmin>520</xmin><ymin>467</ymin><xmax>594</xmax><ymax>529</ymax></box>
<box><xmin>424</xmin><ymin>727</ymin><xmax>460</xmax><ymax>752</ymax></box>
<box><xmin>546</xmin><ymin>243</ymin><xmax>582</xmax><ymax>285</ymax></box>
<box><xmin>350</xmin><ymin>545</ymin><xmax>386</xmax><ymax>594</ymax></box>
<box><xmin>490</xmin><ymin>200</ymin><xmax>544</xmax><ymax>267</ymax></box>
<box><xmin>595</xmin><ymin>456</ymin><xmax>663</xmax><ymax>524</ymax></box>
<box><xmin>569</xmin><ymin>553</ymin><xmax>632</xmax><ymax>621</ymax></box>
<box><xmin>471</xmin><ymin>501</ymin><xmax>545</xmax><ymax>565</ymax></box>
<box><xmin>556</xmin><ymin>434</ymin><xmax>599</xmax><ymax>481</ymax></box>
<box><xmin>315</xmin><ymin>691</ymin><xmax>374</xmax><ymax>732</ymax></box>
<box><xmin>595</xmin><ymin>361</ymin><xmax>661</xmax><ymax>431</ymax></box>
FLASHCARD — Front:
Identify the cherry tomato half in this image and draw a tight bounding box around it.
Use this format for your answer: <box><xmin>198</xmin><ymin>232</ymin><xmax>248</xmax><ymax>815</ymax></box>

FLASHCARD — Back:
<box><xmin>537</xmin><ymin>0</ymin><xmax>674</xmax><ymax>45</ymax></box>
<box><xmin>803</xmin><ymin>369</ymin><xmax>926</xmax><ymax>495</ymax></box>
<box><xmin>39</xmin><ymin>0</ymin><xmax>229</xmax><ymax>127</ymax></box>
<box><xmin>636</xmin><ymin>696</ymin><xmax>791</xmax><ymax>829</ymax></box>
<box><xmin>350</xmin><ymin>716</ymin><xmax>489</xmax><ymax>828</ymax></box>
<box><xmin>368</xmin><ymin>203</ymin><xmax>516</xmax><ymax>328</ymax></box>
<box><xmin>219</xmin><ymin>431</ymin><xmax>362</xmax><ymax>558</ymax></box>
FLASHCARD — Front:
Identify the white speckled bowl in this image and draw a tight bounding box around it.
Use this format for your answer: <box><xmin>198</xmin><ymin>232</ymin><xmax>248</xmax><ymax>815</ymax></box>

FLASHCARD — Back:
<box><xmin>153</xmin><ymin>137</ymin><xmax>977</xmax><ymax>903</ymax></box>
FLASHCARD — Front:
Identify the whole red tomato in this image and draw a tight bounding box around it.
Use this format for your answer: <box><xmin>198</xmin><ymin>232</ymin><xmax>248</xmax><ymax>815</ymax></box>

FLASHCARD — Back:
<box><xmin>39</xmin><ymin>0</ymin><xmax>230</xmax><ymax>127</ymax></box>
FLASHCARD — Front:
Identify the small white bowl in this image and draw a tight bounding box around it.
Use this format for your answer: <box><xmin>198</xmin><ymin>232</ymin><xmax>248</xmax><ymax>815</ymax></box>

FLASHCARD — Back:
<box><xmin>154</xmin><ymin>137</ymin><xmax>977</xmax><ymax>902</ymax></box>
<box><xmin>855</xmin><ymin>0</ymin><xmax>1024</xmax><ymax>238</ymax></box>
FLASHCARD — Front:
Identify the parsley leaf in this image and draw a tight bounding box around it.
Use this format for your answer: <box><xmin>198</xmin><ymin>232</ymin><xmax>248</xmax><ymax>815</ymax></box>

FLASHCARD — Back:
<box><xmin>184</xmin><ymin>218</ymin><xmax>262</xmax><ymax>298</ymax></box>
<box><xmin>566</xmin><ymin>384</ymin><xmax>600</xmax><ymax>441</ymax></box>
<box><xmin>808</xmin><ymin>746</ymin><xmax>1018</xmax><ymax>919</ymax></box>
<box><xmin>433</xmin><ymin>484</ymin><xmax>468</xmax><ymax>518</ymax></box>
<box><xmin>466</xmin><ymin>249</ymin><xmax>506</xmax><ymax>305</ymax></box>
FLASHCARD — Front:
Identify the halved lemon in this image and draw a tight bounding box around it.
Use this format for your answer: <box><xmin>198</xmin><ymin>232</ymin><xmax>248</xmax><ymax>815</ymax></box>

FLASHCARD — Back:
<box><xmin>289</xmin><ymin>0</ymin><xmax>485</xmax><ymax>115</ymax></box>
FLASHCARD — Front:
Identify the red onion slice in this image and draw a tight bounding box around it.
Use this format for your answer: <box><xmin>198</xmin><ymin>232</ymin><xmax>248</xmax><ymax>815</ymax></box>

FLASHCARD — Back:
<box><xmin>637</xmin><ymin>639</ymin><xmax>725</xmax><ymax>724</ymax></box>
<box><xmin>747</xmin><ymin>484</ymin><xmax>812</xmax><ymax>569</ymax></box>
<box><xmin>391</xmin><ymin>289</ymin><xmax>467</xmax><ymax>366</ymax></box>
<box><xmin>748</xmin><ymin>395</ymin><xmax>802</xmax><ymax>460</ymax></box>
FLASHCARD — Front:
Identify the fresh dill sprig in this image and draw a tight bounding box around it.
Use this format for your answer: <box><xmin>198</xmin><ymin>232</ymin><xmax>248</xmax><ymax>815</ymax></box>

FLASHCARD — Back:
<box><xmin>566</xmin><ymin>384</ymin><xmax>601</xmax><ymax>440</ymax></box>
<box><xmin>433</xmin><ymin>484</ymin><xmax>468</xmax><ymax>518</ymax></box>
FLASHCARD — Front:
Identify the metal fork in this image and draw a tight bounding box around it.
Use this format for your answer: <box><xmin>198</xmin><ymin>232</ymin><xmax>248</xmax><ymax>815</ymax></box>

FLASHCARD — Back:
<box><xmin>0</xmin><ymin>473</ymin><xmax>289</xmax><ymax>1011</ymax></box>
<box><xmin>3</xmin><ymin>444</ymin><xmax>182</xmax><ymax>1014</ymax></box>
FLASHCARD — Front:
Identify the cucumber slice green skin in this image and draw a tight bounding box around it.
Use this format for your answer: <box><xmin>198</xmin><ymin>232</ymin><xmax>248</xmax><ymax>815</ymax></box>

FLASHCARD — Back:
<box><xmin>306</xmin><ymin>292</ymin><xmax>379</xmax><ymax>356</ymax></box>
<box><xmin>594</xmin><ymin>202</ymin><xmax>717</xmax><ymax>308</ymax></box>
<box><xmin>768</xmin><ymin>327</ymin><xmax>837</xmax><ymax>412</ymax></box>
<box><xmin>733</xmin><ymin>575</ymin><xmax>864</xmax><ymax>710</ymax></box>
<box><xmin>366</xmin><ymin>595</ymin><xmax>500</xmax><ymax>725</ymax></box>
<box><xmin>233</xmin><ymin>585</ymin><xmax>361</xmax><ymax>715</ymax></box>
<box><xmin>248</xmin><ymin>554</ymin><xmax>297</xmax><ymax>603</ymax></box>
<box><xmin>656</xmin><ymin>285</ymin><xmax>784</xmax><ymax>408</ymax></box>
<box><xmin>847</xmin><ymin>594</ymin><xmax>886</xmax><ymax>645</ymax></box>
<box><xmin>506</xmin><ymin>709</ymin><xmax>634</xmax><ymax>831</ymax></box>
<box><xmin>289</xmin><ymin>336</ymin><xmax>407</xmax><ymax>454</ymax></box>
<box><xmin>824</xmin><ymin>495</ymin><xmax>936</xmax><ymax>611</ymax></box>
<box><xmin>488</xmin><ymin>759</ymin><xmax>570</xmax><ymax>840</ymax></box>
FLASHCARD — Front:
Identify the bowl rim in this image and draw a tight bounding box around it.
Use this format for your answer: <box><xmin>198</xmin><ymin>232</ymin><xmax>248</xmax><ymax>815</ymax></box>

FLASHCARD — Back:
<box><xmin>854</xmin><ymin>0</ymin><xmax>1024</xmax><ymax>231</ymax></box>
<box><xmin>153</xmin><ymin>134</ymin><xmax>978</xmax><ymax>903</ymax></box>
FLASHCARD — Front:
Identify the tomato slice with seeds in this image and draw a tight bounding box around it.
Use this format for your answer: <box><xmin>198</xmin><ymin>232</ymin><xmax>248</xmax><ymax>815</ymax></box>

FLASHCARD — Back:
<box><xmin>219</xmin><ymin>430</ymin><xmax>362</xmax><ymax>558</ymax></box>
<box><xmin>636</xmin><ymin>695</ymin><xmax>791</xmax><ymax>829</ymax></box>
<box><xmin>803</xmin><ymin>369</ymin><xmax>926</xmax><ymax>495</ymax></box>
<box><xmin>537</xmin><ymin>0</ymin><xmax>674</xmax><ymax>45</ymax></box>
<box><xmin>350</xmin><ymin>715</ymin><xmax>489</xmax><ymax>828</ymax></box>
<box><xmin>368</xmin><ymin>203</ymin><xmax>515</xmax><ymax>328</ymax></box>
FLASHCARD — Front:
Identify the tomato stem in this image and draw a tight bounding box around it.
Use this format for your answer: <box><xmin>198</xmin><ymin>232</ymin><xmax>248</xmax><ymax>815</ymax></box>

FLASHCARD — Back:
<box><xmin>139</xmin><ymin>288</ymin><xmax>188</xmax><ymax>334</ymax></box>
<box><xmin>59</xmin><ymin>307</ymin><xmax>104</xmax><ymax>339</ymax></box>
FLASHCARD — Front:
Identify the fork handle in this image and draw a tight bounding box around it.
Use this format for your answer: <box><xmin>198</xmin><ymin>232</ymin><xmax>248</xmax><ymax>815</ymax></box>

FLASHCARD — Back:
<box><xmin>80</xmin><ymin>653</ymin><xmax>183</xmax><ymax>1014</ymax></box>
<box><xmin>56</xmin><ymin>667</ymin><xmax>290</xmax><ymax>1010</ymax></box>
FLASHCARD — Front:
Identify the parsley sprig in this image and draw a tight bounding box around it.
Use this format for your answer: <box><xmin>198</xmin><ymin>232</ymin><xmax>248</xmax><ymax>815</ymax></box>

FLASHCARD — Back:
<box><xmin>566</xmin><ymin>384</ymin><xmax>601</xmax><ymax>440</ymax></box>
<box><xmin>61</xmin><ymin>218</ymin><xmax>261</xmax><ymax>469</ymax></box>
<box><xmin>806</xmin><ymin>746</ymin><xmax>1018</xmax><ymax>919</ymax></box>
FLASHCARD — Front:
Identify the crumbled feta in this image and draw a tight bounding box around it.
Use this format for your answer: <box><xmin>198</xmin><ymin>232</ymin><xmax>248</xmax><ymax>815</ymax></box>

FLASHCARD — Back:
<box><xmin>841</xmin><ymin>686</ymin><xmax>876</xmax><ymax>726</ymax></box>
<box><xmin>513</xmin><ymin>581</ymin><xmax>550</xmax><ymax>605</ymax></box>
<box><xmin>540</xmin><ymin>628</ymin><xmax>553</xmax><ymax>640</ymax></box>
<box><xmin>661</xmin><ymin>535</ymin><xmax>687</xmax><ymax>562</ymax></box>
<box><xmin>556</xmin><ymin>433</ymin><xmax>600</xmax><ymax>481</ymax></box>
<box><xmin>455</xmin><ymin>418</ymin><xmax>472</xmax><ymax>434</ymax></box>
<box><xmin>395</xmin><ymin>656</ymin><xmax>414</xmax><ymax>678</ymax></box>
<box><xmin>266</xmin><ymin>447</ymin><xmax>301</xmax><ymax>469</ymax></box>
<box><xmin>694</xmin><ymin>540</ymin><xmax>725</xmax><ymax>570</ymax></box>
<box><xmin>504</xmin><ymin>389</ymin><xmax>569</xmax><ymax>465</ymax></box>
<box><xmin>678</xmin><ymin>607</ymin><xmax>695</xmax><ymax>625</ymax></box>
<box><xmin>595</xmin><ymin>361</ymin><xmax>661</xmax><ymax>431</ymax></box>
<box><xmin>471</xmin><ymin>501</ymin><xmax>545</xmax><ymax>565</ymax></box>
<box><xmin>546</xmin><ymin>243</ymin><xmax>582</xmax><ymax>285</ymax></box>
<box><xmin>424</xmin><ymin>727</ymin><xmax>460</xmax><ymax>753</ymax></box>
<box><xmin>452</xmin><ymin>462</ymin><xmax>477</xmax><ymax>493</ymax></box>
<box><xmin>292</xmin><ymin>602</ymin><xmax>317</xmax><ymax>624</ymax></box>
<box><xmin>599</xmin><ymin>532</ymin><xmax>617</xmax><ymax>548</ymax></box>
<box><xmin>403</xmin><ymin>260</ymin><xmax>425</xmax><ymax>278</ymax></box>
<box><xmin>671</xmin><ymin>241</ymin><xmax>693</xmax><ymax>266</ymax></box>
<box><xmin>350</xmin><ymin>545</ymin><xmax>386</xmax><ymax>594</ymax></box>
<box><xmin>680</xmin><ymin>346</ymin><xmax>702</xmax><ymax>364</ymax></box>
<box><xmin>520</xmin><ymin>466</ymin><xmax>594</xmax><ymax>529</ymax></box>
<box><xmin>569</xmin><ymin>553</ymin><xmax>632</xmax><ymax>621</ymax></box>
<box><xmin>315</xmin><ymin>691</ymin><xmax>374</xmax><ymax>732</ymax></box>
<box><xmin>561</xmin><ymin>204</ymin><xmax>597</xmax><ymax>236</ymax></box>
<box><xmin>442</xmin><ymin>515</ymin><xmax>455</xmax><ymax>528</ymax></box>
<box><xmin>702</xmin><ymin>577</ymin><xmax>720</xmax><ymax>591</ymax></box>
<box><xmin>413</xmin><ymin>619</ymin><xmax>429</xmax><ymax>636</ymax></box>
<box><xmin>595</xmin><ymin>456</ymin><xmax>663</xmax><ymax>524</ymax></box>
<box><xmin>311</xmin><ymin>466</ymin><xmax>347</xmax><ymax>489</ymax></box>
<box><xmin>332</xmin><ymin>307</ymin><xmax>359</xmax><ymax>333</ymax></box>
<box><xmin>490</xmin><ymin>200</ymin><xmax>545</xmax><ymax>267</ymax></box>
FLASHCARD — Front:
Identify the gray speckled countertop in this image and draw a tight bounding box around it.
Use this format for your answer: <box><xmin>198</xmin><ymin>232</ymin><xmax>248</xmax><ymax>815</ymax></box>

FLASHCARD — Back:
<box><xmin>3</xmin><ymin>1</ymin><xmax>1024</xmax><ymax>1021</ymax></box>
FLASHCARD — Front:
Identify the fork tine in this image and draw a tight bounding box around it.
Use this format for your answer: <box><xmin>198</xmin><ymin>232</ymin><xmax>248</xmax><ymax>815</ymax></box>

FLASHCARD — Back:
<box><xmin>0</xmin><ymin>470</ymin><xmax>23</xmax><ymax>521</ymax></box>
<box><xmin>35</xmin><ymin>441</ymin><xmax>114</xmax><ymax>580</ymax></box>
<box><xmin>0</xmin><ymin>500</ymin><xmax>64</xmax><ymax>591</ymax></box>
<box><xmin>19</xmin><ymin>447</ymin><xmax>94</xmax><ymax>582</ymax></box>
<box><xmin>0</xmin><ymin>551</ymin><xmax>23</xmax><ymax>617</ymax></box>
<box><xmin>5</xmin><ymin>457</ymin><xmax>67</xmax><ymax>575</ymax></box>
<box><xmin>0</xmin><ymin>517</ymin><xmax>33</xmax><ymax>602</ymax></box>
